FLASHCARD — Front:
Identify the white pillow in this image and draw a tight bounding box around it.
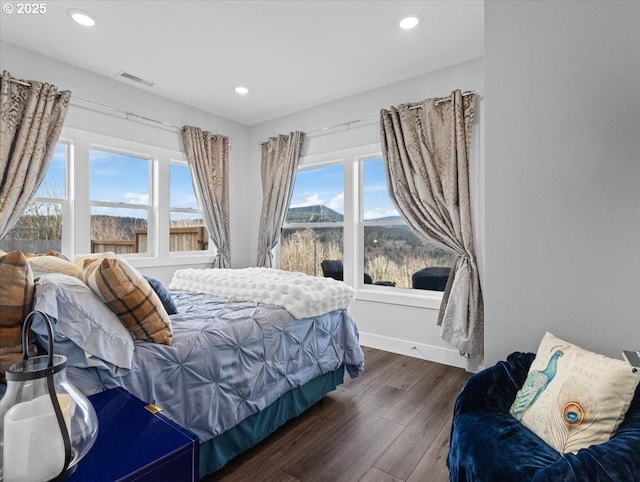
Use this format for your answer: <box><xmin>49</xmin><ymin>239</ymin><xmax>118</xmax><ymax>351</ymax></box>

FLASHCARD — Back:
<box><xmin>32</xmin><ymin>273</ymin><xmax>134</xmax><ymax>375</ymax></box>
<box><xmin>510</xmin><ymin>332</ymin><xmax>640</xmax><ymax>453</ymax></box>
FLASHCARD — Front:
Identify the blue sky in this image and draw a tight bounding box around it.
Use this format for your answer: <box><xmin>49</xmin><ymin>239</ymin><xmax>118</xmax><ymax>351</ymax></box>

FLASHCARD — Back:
<box><xmin>289</xmin><ymin>157</ymin><xmax>399</xmax><ymax>220</ymax></box>
<box><xmin>40</xmin><ymin>144</ymin><xmax>396</xmax><ymax>220</ymax></box>
<box><xmin>36</xmin><ymin>143</ymin><xmax>66</xmax><ymax>198</ymax></box>
<box><xmin>38</xmin><ymin>144</ymin><xmax>199</xmax><ymax>218</ymax></box>
<box><xmin>90</xmin><ymin>149</ymin><xmax>150</xmax><ymax>205</ymax></box>
<box><xmin>169</xmin><ymin>163</ymin><xmax>199</xmax><ymax>209</ymax></box>
<box><xmin>362</xmin><ymin>158</ymin><xmax>399</xmax><ymax>220</ymax></box>
<box><xmin>88</xmin><ymin>150</ymin><xmax>199</xmax><ymax>217</ymax></box>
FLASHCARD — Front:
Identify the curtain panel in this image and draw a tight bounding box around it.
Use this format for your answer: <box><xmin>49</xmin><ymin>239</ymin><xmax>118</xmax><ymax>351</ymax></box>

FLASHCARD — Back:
<box><xmin>379</xmin><ymin>90</ymin><xmax>483</xmax><ymax>371</ymax></box>
<box><xmin>256</xmin><ymin>131</ymin><xmax>304</xmax><ymax>268</ymax></box>
<box><xmin>0</xmin><ymin>70</ymin><xmax>71</xmax><ymax>239</ymax></box>
<box><xmin>181</xmin><ymin>126</ymin><xmax>230</xmax><ymax>268</ymax></box>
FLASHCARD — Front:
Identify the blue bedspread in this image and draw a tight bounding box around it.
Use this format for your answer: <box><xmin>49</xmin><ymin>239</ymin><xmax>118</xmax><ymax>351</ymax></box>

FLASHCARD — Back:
<box><xmin>67</xmin><ymin>290</ymin><xmax>365</xmax><ymax>442</ymax></box>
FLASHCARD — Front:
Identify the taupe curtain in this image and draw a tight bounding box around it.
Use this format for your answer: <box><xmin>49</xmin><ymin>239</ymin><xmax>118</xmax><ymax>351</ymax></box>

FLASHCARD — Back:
<box><xmin>256</xmin><ymin>132</ymin><xmax>304</xmax><ymax>267</ymax></box>
<box><xmin>181</xmin><ymin>126</ymin><xmax>230</xmax><ymax>268</ymax></box>
<box><xmin>0</xmin><ymin>70</ymin><xmax>71</xmax><ymax>238</ymax></box>
<box><xmin>380</xmin><ymin>90</ymin><xmax>483</xmax><ymax>371</ymax></box>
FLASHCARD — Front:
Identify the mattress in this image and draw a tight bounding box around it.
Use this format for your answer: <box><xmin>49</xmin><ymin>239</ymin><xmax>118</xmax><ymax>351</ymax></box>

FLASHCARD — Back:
<box><xmin>67</xmin><ymin>290</ymin><xmax>365</xmax><ymax>442</ymax></box>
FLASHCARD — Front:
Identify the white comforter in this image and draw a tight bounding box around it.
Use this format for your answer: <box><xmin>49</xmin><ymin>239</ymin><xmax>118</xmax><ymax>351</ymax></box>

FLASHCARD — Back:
<box><xmin>169</xmin><ymin>267</ymin><xmax>356</xmax><ymax>319</ymax></box>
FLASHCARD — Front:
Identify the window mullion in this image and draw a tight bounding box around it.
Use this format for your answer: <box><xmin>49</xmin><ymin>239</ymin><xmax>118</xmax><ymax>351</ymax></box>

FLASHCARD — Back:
<box><xmin>74</xmin><ymin>136</ymin><xmax>91</xmax><ymax>255</ymax></box>
<box><xmin>343</xmin><ymin>153</ymin><xmax>356</xmax><ymax>286</ymax></box>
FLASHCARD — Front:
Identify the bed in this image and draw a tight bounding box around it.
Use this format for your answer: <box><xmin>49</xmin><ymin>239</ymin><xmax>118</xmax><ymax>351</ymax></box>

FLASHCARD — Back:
<box><xmin>24</xmin><ymin>263</ymin><xmax>365</xmax><ymax>479</ymax></box>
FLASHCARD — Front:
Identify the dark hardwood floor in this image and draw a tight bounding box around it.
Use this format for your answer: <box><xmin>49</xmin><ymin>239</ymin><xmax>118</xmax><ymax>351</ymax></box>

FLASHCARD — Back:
<box><xmin>204</xmin><ymin>347</ymin><xmax>470</xmax><ymax>482</ymax></box>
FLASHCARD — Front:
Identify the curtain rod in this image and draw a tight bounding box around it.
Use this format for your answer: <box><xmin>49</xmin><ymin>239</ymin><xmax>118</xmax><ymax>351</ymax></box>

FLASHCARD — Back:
<box><xmin>9</xmin><ymin>77</ymin><xmax>182</xmax><ymax>131</ymax></box>
<box><xmin>9</xmin><ymin>78</ymin><xmax>31</xmax><ymax>87</ymax></box>
<box><xmin>71</xmin><ymin>96</ymin><xmax>183</xmax><ymax>131</ymax></box>
<box><xmin>305</xmin><ymin>115</ymin><xmax>378</xmax><ymax>136</ymax></box>
<box><xmin>412</xmin><ymin>90</ymin><xmax>478</xmax><ymax>109</ymax></box>
<box><xmin>305</xmin><ymin>90</ymin><xmax>478</xmax><ymax>137</ymax></box>
<box><xmin>10</xmin><ymin>77</ymin><xmax>477</xmax><ymax>138</ymax></box>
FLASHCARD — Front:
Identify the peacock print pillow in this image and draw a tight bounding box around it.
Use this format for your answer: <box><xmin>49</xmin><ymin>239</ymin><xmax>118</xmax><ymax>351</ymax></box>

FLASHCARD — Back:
<box><xmin>509</xmin><ymin>331</ymin><xmax>640</xmax><ymax>454</ymax></box>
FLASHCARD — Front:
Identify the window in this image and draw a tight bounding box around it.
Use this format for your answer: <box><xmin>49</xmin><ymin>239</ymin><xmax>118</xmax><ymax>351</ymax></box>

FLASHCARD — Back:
<box><xmin>0</xmin><ymin>142</ymin><xmax>69</xmax><ymax>254</ymax></box>
<box><xmin>360</xmin><ymin>157</ymin><xmax>455</xmax><ymax>289</ymax></box>
<box><xmin>1</xmin><ymin>127</ymin><xmax>213</xmax><ymax>265</ymax></box>
<box><xmin>280</xmin><ymin>164</ymin><xmax>344</xmax><ymax>277</ymax></box>
<box><xmin>280</xmin><ymin>146</ymin><xmax>455</xmax><ymax>294</ymax></box>
<box><xmin>89</xmin><ymin>148</ymin><xmax>151</xmax><ymax>255</ymax></box>
<box><xmin>169</xmin><ymin>161</ymin><xmax>208</xmax><ymax>252</ymax></box>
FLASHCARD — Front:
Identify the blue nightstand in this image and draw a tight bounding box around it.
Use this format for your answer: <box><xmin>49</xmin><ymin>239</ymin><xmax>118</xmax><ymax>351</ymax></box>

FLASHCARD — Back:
<box><xmin>68</xmin><ymin>387</ymin><xmax>199</xmax><ymax>482</ymax></box>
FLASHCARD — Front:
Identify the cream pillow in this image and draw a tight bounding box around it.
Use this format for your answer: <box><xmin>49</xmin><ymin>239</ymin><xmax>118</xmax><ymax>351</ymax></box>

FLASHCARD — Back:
<box><xmin>510</xmin><ymin>332</ymin><xmax>640</xmax><ymax>453</ymax></box>
<box><xmin>28</xmin><ymin>255</ymin><xmax>83</xmax><ymax>280</ymax></box>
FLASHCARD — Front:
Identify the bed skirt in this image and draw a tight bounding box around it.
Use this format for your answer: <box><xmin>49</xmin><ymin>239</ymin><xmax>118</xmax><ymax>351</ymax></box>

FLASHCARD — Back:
<box><xmin>199</xmin><ymin>365</ymin><xmax>345</xmax><ymax>478</ymax></box>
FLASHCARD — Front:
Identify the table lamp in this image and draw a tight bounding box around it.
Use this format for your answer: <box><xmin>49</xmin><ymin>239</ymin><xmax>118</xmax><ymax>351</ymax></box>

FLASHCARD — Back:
<box><xmin>0</xmin><ymin>311</ymin><xmax>98</xmax><ymax>481</ymax></box>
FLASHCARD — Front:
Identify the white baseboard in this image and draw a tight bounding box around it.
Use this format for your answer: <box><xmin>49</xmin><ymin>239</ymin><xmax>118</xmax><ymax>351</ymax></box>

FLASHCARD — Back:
<box><xmin>359</xmin><ymin>332</ymin><xmax>466</xmax><ymax>369</ymax></box>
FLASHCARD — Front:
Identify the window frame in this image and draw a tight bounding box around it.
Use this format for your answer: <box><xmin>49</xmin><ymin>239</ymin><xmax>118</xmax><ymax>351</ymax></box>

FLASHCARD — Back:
<box><xmin>357</xmin><ymin>153</ymin><xmax>406</xmax><ymax>289</ymax></box>
<box><xmin>88</xmin><ymin>144</ymin><xmax>154</xmax><ymax>257</ymax></box>
<box><xmin>50</xmin><ymin>127</ymin><xmax>216</xmax><ymax>268</ymax></box>
<box><xmin>280</xmin><ymin>158</ymin><xmax>346</xmax><ymax>277</ymax></box>
<box><xmin>0</xmin><ymin>139</ymin><xmax>73</xmax><ymax>255</ymax></box>
<box><xmin>280</xmin><ymin>143</ymin><xmax>443</xmax><ymax>310</ymax></box>
<box><xmin>168</xmin><ymin>159</ymin><xmax>210</xmax><ymax>255</ymax></box>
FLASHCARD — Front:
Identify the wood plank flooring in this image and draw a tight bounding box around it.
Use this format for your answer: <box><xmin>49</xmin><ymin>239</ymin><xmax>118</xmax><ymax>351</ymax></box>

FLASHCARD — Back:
<box><xmin>203</xmin><ymin>347</ymin><xmax>470</xmax><ymax>482</ymax></box>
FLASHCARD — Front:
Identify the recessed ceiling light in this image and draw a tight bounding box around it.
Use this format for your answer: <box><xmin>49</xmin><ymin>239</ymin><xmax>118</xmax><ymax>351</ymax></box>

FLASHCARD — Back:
<box><xmin>68</xmin><ymin>9</ymin><xmax>96</xmax><ymax>27</ymax></box>
<box><xmin>234</xmin><ymin>86</ymin><xmax>249</xmax><ymax>95</ymax></box>
<box><xmin>399</xmin><ymin>13</ymin><xmax>422</xmax><ymax>30</ymax></box>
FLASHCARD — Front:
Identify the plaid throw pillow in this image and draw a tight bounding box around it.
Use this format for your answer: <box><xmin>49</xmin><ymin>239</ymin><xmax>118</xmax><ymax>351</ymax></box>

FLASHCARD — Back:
<box><xmin>84</xmin><ymin>258</ymin><xmax>172</xmax><ymax>345</ymax></box>
<box><xmin>0</xmin><ymin>251</ymin><xmax>36</xmax><ymax>382</ymax></box>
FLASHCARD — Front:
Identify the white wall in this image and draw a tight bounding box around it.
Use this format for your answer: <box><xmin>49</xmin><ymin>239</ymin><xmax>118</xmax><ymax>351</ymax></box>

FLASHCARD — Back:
<box><xmin>484</xmin><ymin>1</ymin><xmax>640</xmax><ymax>366</ymax></box>
<box><xmin>0</xmin><ymin>41</ymin><xmax>252</xmax><ymax>275</ymax></box>
<box><xmin>248</xmin><ymin>58</ymin><xmax>484</xmax><ymax>368</ymax></box>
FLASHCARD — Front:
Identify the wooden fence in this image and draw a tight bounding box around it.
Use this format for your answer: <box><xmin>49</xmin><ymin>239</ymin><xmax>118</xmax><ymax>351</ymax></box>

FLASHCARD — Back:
<box><xmin>0</xmin><ymin>239</ymin><xmax>61</xmax><ymax>254</ymax></box>
<box><xmin>91</xmin><ymin>226</ymin><xmax>208</xmax><ymax>254</ymax></box>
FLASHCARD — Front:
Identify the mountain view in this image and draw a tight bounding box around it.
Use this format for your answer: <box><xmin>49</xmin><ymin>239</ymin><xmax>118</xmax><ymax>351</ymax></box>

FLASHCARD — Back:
<box><xmin>285</xmin><ymin>205</ymin><xmax>344</xmax><ymax>223</ymax></box>
<box><xmin>281</xmin><ymin>205</ymin><xmax>455</xmax><ymax>288</ymax></box>
<box><xmin>286</xmin><ymin>205</ymin><xmax>404</xmax><ymax>224</ymax></box>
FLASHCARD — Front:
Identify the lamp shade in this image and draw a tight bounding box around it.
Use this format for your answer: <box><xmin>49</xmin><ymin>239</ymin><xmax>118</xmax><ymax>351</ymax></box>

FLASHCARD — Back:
<box><xmin>0</xmin><ymin>312</ymin><xmax>98</xmax><ymax>481</ymax></box>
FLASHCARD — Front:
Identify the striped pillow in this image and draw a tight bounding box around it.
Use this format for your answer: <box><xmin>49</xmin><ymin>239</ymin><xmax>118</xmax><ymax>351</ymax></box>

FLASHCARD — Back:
<box><xmin>0</xmin><ymin>251</ymin><xmax>36</xmax><ymax>382</ymax></box>
<box><xmin>84</xmin><ymin>258</ymin><xmax>172</xmax><ymax>345</ymax></box>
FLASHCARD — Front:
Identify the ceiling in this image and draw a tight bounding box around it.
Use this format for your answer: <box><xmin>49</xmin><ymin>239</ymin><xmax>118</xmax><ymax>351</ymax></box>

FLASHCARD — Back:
<box><xmin>0</xmin><ymin>1</ymin><xmax>484</xmax><ymax>126</ymax></box>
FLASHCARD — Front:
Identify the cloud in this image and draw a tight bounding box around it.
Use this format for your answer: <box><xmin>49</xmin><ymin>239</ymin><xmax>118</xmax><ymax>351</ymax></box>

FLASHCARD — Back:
<box><xmin>291</xmin><ymin>193</ymin><xmax>323</xmax><ymax>207</ymax></box>
<box><xmin>305</xmin><ymin>194</ymin><xmax>323</xmax><ymax>205</ymax></box>
<box><xmin>50</xmin><ymin>150</ymin><xmax>66</xmax><ymax>166</ymax></box>
<box><xmin>123</xmin><ymin>192</ymin><xmax>149</xmax><ymax>205</ymax></box>
<box><xmin>289</xmin><ymin>192</ymin><xmax>345</xmax><ymax>214</ymax></box>
<box><xmin>363</xmin><ymin>207</ymin><xmax>399</xmax><ymax>220</ymax></box>
<box><xmin>328</xmin><ymin>193</ymin><xmax>344</xmax><ymax>211</ymax></box>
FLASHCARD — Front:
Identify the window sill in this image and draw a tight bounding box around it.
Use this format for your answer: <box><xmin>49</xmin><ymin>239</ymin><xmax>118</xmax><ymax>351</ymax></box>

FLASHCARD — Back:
<box><xmin>126</xmin><ymin>253</ymin><xmax>216</xmax><ymax>269</ymax></box>
<box><xmin>356</xmin><ymin>285</ymin><xmax>443</xmax><ymax>310</ymax></box>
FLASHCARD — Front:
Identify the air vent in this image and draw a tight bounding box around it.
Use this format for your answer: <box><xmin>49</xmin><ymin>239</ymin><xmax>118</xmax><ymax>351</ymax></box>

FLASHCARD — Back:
<box><xmin>117</xmin><ymin>71</ymin><xmax>154</xmax><ymax>87</ymax></box>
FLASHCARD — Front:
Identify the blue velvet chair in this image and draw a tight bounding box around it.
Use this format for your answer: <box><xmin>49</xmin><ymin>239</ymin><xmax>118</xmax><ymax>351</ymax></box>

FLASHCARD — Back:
<box><xmin>447</xmin><ymin>351</ymin><xmax>640</xmax><ymax>482</ymax></box>
<box><xmin>411</xmin><ymin>266</ymin><xmax>451</xmax><ymax>291</ymax></box>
